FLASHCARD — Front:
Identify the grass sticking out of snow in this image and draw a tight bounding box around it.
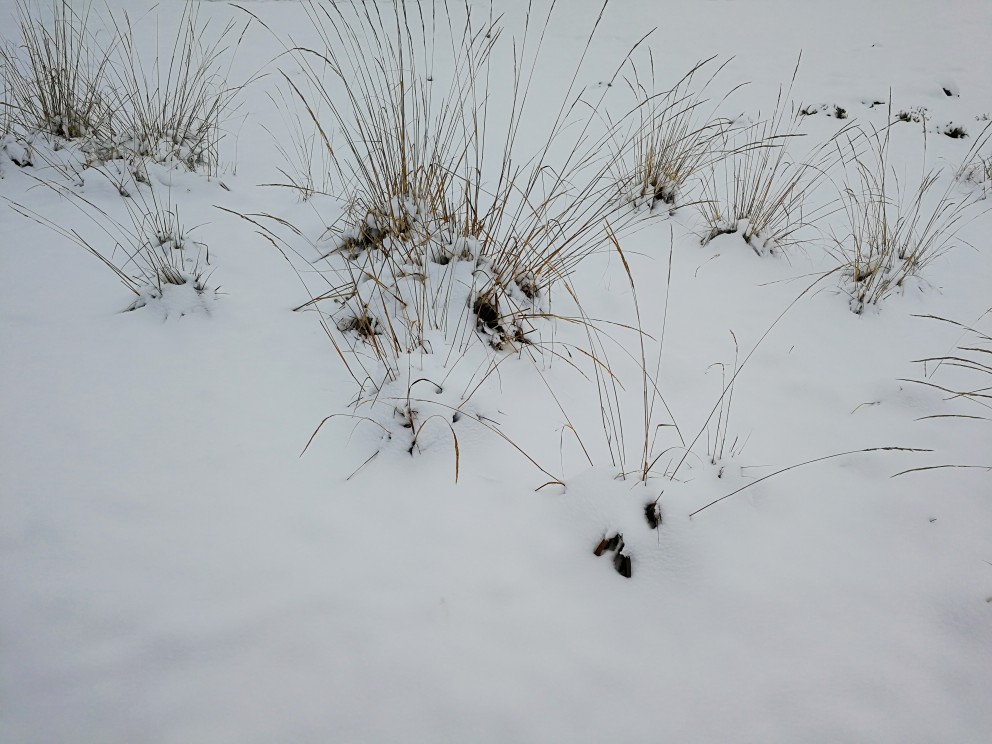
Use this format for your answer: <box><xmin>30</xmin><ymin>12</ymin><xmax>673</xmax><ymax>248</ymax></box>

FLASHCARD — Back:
<box><xmin>103</xmin><ymin>2</ymin><xmax>248</xmax><ymax>175</ymax></box>
<box><xmin>1</xmin><ymin>0</ymin><xmax>113</xmax><ymax>141</ymax></box>
<box><xmin>3</xmin><ymin>1</ymin><xmax>992</xmax><ymax>742</ymax></box>
<box><xmin>623</xmin><ymin>55</ymin><xmax>739</xmax><ymax>211</ymax></box>
<box><xmin>835</xmin><ymin>117</ymin><xmax>985</xmax><ymax>313</ymax></box>
<box><xmin>233</xmin><ymin>0</ymin><xmax>657</xmax><ymax>479</ymax></box>
<box><xmin>698</xmin><ymin>63</ymin><xmax>850</xmax><ymax>253</ymax></box>
<box><xmin>6</xmin><ymin>167</ymin><xmax>213</xmax><ymax>310</ymax></box>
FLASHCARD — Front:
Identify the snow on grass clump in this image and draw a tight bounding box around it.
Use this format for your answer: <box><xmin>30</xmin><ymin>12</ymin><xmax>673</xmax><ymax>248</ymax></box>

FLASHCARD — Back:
<box><xmin>1</xmin><ymin>0</ymin><xmax>245</xmax><ymax>175</ymax></box>
<box><xmin>834</xmin><ymin>117</ymin><xmax>986</xmax><ymax>313</ymax></box>
<box><xmin>0</xmin><ymin>0</ymin><xmax>113</xmax><ymax>141</ymax></box>
<box><xmin>6</xmin><ymin>167</ymin><xmax>215</xmax><ymax>315</ymax></box>
<box><xmin>623</xmin><ymin>55</ymin><xmax>737</xmax><ymax>211</ymax></box>
<box><xmin>240</xmin><ymin>0</ymin><xmax>654</xmax><ymax>479</ymax></box>
<box><xmin>955</xmin><ymin>119</ymin><xmax>992</xmax><ymax>198</ymax></box>
<box><xmin>697</xmin><ymin>66</ymin><xmax>852</xmax><ymax>254</ymax></box>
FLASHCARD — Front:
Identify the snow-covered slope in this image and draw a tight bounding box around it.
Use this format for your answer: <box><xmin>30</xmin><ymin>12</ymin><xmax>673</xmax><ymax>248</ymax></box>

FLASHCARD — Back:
<box><xmin>2</xmin><ymin>1</ymin><xmax>990</xmax><ymax>742</ymax></box>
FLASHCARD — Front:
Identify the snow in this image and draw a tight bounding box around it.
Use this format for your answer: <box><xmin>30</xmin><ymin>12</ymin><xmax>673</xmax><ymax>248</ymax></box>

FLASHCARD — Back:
<box><xmin>1</xmin><ymin>1</ymin><xmax>990</xmax><ymax>742</ymax></box>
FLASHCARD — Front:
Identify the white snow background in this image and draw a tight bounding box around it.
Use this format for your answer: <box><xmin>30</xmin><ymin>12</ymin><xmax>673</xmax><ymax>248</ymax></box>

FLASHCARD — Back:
<box><xmin>1</xmin><ymin>1</ymin><xmax>990</xmax><ymax>742</ymax></box>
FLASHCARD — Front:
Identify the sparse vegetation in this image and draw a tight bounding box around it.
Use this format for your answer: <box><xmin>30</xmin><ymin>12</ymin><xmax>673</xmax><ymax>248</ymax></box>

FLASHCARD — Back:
<box><xmin>5</xmin><ymin>2</ymin><xmax>992</xmax><ymax>736</ymax></box>
<box><xmin>624</xmin><ymin>55</ymin><xmax>737</xmax><ymax>210</ymax></box>
<box><xmin>6</xmin><ymin>170</ymin><xmax>213</xmax><ymax>311</ymax></box>
<box><xmin>896</xmin><ymin>108</ymin><xmax>926</xmax><ymax>124</ymax></box>
<box><xmin>697</xmin><ymin>70</ymin><xmax>849</xmax><ymax>253</ymax></box>
<box><xmin>907</xmin><ymin>312</ymin><xmax>992</xmax><ymax>423</ymax></box>
<box><xmin>0</xmin><ymin>0</ymin><xmax>984</xmax><ymax>520</ymax></box>
<box><xmin>233</xmin><ymin>0</ymin><xmax>654</xmax><ymax>479</ymax></box>
<box><xmin>956</xmin><ymin>120</ymin><xmax>991</xmax><ymax>196</ymax></box>
<box><xmin>1</xmin><ymin>0</ymin><xmax>113</xmax><ymax>141</ymax></box>
<box><xmin>834</xmin><ymin>119</ymin><xmax>982</xmax><ymax>313</ymax></box>
<box><xmin>891</xmin><ymin>312</ymin><xmax>992</xmax><ymax>477</ymax></box>
<box><xmin>1</xmin><ymin>0</ymin><xmax>244</xmax><ymax>175</ymax></box>
<box><xmin>104</xmin><ymin>3</ymin><xmax>247</xmax><ymax>174</ymax></box>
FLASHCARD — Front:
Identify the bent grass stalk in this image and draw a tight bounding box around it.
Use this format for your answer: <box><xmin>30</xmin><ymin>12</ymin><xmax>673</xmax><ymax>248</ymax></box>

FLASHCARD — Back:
<box><xmin>689</xmin><ymin>446</ymin><xmax>932</xmax><ymax>517</ymax></box>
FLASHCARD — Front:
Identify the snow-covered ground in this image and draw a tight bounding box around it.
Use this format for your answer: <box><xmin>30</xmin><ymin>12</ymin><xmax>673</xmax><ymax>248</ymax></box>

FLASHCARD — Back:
<box><xmin>2</xmin><ymin>1</ymin><xmax>990</xmax><ymax>742</ymax></box>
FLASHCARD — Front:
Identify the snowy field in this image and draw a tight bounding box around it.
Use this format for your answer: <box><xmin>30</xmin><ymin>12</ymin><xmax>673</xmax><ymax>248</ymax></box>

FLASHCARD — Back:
<box><xmin>2</xmin><ymin>1</ymin><xmax>990</xmax><ymax>742</ymax></box>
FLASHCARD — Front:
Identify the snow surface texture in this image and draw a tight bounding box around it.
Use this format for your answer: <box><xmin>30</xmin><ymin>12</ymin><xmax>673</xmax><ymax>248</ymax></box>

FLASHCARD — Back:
<box><xmin>2</xmin><ymin>1</ymin><xmax>991</xmax><ymax>742</ymax></box>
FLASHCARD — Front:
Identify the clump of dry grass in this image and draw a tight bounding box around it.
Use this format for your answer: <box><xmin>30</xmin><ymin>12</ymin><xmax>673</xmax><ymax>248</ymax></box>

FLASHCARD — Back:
<box><xmin>697</xmin><ymin>65</ymin><xmax>849</xmax><ymax>254</ymax></box>
<box><xmin>237</xmin><ymin>0</ymin><xmax>650</xmax><ymax>481</ymax></box>
<box><xmin>1</xmin><ymin>0</ymin><xmax>113</xmax><ymax>141</ymax></box>
<box><xmin>253</xmin><ymin>0</ymin><xmax>500</xmax><ymax>374</ymax></box>
<box><xmin>2</xmin><ymin>0</ymin><xmax>245</xmax><ymax>175</ymax></box>
<box><xmin>104</xmin><ymin>3</ymin><xmax>247</xmax><ymax>174</ymax></box>
<box><xmin>274</xmin><ymin>0</ymin><xmax>497</xmax><ymax>246</ymax></box>
<box><xmin>624</xmin><ymin>55</ymin><xmax>738</xmax><ymax>211</ymax></box>
<box><xmin>955</xmin><ymin>120</ymin><xmax>991</xmax><ymax>198</ymax></box>
<box><xmin>834</xmin><ymin>118</ymin><xmax>984</xmax><ymax>313</ymax></box>
<box><xmin>258</xmin><ymin>0</ymin><xmax>647</xmax><ymax>373</ymax></box>
<box><xmin>6</xmin><ymin>171</ymin><xmax>213</xmax><ymax>309</ymax></box>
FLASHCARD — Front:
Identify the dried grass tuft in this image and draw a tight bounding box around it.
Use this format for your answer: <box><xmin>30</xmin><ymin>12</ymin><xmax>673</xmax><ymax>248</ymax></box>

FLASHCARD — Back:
<box><xmin>834</xmin><ymin>114</ymin><xmax>985</xmax><ymax>313</ymax></box>
<box><xmin>698</xmin><ymin>63</ymin><xmax>849</xmax><ymax>254</ymax></box>
<box><xmin>1</xmin><ymin>0</ymin><xmax>113</xmax><ymax>141</ymax></box>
